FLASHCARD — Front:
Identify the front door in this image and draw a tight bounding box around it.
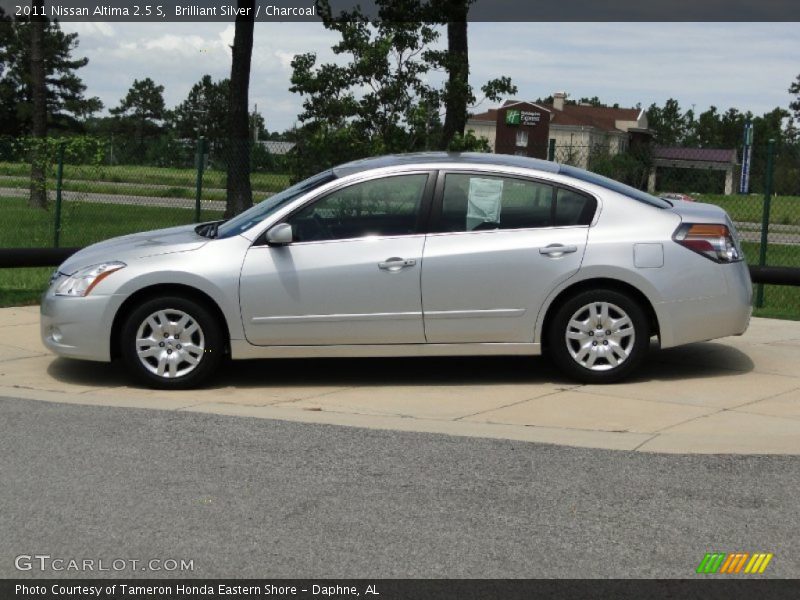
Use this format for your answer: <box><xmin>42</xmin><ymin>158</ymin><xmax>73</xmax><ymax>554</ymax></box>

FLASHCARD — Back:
<box><xmin>240</xmin><ymin>172</ymin><xmax>432</xmax><ymax>346</ymax></box>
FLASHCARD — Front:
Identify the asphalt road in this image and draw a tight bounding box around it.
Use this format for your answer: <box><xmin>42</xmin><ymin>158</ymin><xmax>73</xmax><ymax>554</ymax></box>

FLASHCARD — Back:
<box><xmin>1</xmin><ymin>396</ymin><xmax>798</xmax><ymax>579</ymax></box>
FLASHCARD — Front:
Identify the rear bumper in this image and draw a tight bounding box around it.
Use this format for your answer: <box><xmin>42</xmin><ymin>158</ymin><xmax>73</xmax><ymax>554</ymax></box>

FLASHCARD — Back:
<box><xmin>657</xmin><ymin>261</ymin><xmax>752</xmax><ymax>348</ymax></box>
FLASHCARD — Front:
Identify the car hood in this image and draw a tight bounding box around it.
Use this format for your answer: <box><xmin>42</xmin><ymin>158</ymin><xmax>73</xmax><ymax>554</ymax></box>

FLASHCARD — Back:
<box><xmin>58</xmin><ymin>224</ymin><xmax>208</xmax><ymax>274</ymax></box>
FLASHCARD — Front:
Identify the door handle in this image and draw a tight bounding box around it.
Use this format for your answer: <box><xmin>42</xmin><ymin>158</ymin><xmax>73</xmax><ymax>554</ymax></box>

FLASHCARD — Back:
<box><xmin>539</xmin><ymin>244</ymin><xmax>578</xmax><ymax>256</ymax></box>
<box><xmin>378</xmin><ymin>257</ymin><xmax>416</xmax><ymax>271</ymax></box>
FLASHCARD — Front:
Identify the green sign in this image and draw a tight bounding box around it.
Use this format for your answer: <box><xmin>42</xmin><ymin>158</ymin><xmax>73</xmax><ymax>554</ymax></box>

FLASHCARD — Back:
<box><xmin>505</xmin><ymin>110</ymin><xmax>521</xmax><ymax>125</ymax></box>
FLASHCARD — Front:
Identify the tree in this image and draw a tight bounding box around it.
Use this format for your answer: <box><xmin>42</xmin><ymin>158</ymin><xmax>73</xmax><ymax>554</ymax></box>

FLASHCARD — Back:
<box><xmin>752</xmin><ymin>106</ymin><xmax>790</xmax><ymax>146</ymax></box>
<box><xmin>693</xmin><ymin>105</ymin><xmax>720</xmax><ymax>147</ymax></box>
<box><xmin>645</xmin><ymin>98</ymin><xmax>693</xmax><ymax>146</ymax></box>
<box><xmin>170</xmin><ymin>75</ymin><xmax>230</xmax><ymax>151</ymax></box>
<box><xmin>29</xmin><ymin>0</ymin><xmax>48</xmax><ymax>208</ymax></box>
<box><xmin>533</xmin><ymin>95</ymin><xmax>619</xmax><ymax>108</ymax></box>
<box><xmin>0</xmin><ymin>12</ymin><xmax>102</xmax><ymax>137</ymax></box>
<box><xmin>0</xmin><ymin>8</ymin><xmax>101</xmax><ymax>207</ymax></box>
<box><xmin>289</xmin><ymin>3</ymin><xmax>441</xmax><ymax>179</ymax></box>
<box><xmin>224</xmin><ymin>0</ymin><xmax>255</xmax><ymax>218</ymax></box>
<box><xmin>250</xmin><ymin>109</ymin><xmax>267</xmax><ymax>141</ymax></box>
<box><xmin>110</xmin><ymin>77</ymin><xmax>167</xmax><ymax>145</ymax></box>
<box><xmin>420</xmin><ymin>0</ymin><xmax>516</xmax><ymax>149</ymax></box>
<box><xmin>789</xmin><ymin>74</ymin><xmax>800</xmax><ymax>121</ymax></box>
<box><xmin>289</xmin><ymin>0</ymin><xmax>515</xmax><ymax>179</ymax></box>
<box><xmin>437</xmin><ymin>1</ymin><xmax>470</xmax><ymax>149</ymax></box>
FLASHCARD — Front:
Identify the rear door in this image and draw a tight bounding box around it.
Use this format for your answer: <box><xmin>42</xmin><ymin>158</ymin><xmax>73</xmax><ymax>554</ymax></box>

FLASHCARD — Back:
<box><xmin>421</xmin><ymin>171</ymin><xmax>595</xmax><ymax>343</ymax></box>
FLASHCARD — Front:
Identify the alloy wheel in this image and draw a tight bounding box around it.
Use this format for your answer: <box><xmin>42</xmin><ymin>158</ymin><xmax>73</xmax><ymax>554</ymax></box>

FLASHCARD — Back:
<box><xmin>564</xmin><ymin>301</ymin><xmax>635</xmax><ymax>371</ymax></box>
<box><xmin>135</xmin><ymin>309</ymin><xmax>205</xmax><ymax>378</ymax></box>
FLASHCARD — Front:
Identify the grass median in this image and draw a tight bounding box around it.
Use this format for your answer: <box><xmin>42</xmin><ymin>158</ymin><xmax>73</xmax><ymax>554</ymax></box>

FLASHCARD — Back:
<box><xmin>696</xmin><ymin>193</ymin><xmax>800</xmax><ymax>227</ymax></box>
<box><xmin>0</xmin><ymin>161</ymin><xmax>291</xmax><ymax>190</ymax></box>
<box><xmin>741</xmin><ymin>241</ymin><xmax>800</xmax><ymax>320</ymax></box>
<box><xmin>0</xmin><ymin>196</ymin><xmax>223</xmax><ymax>306</ymax></box>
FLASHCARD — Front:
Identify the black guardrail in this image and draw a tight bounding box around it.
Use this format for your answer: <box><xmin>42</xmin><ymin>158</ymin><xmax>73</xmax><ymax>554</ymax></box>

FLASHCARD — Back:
<box><xmin>0</xmin><ymin>247</ymin><xmax>799</xmax><ymax>287</ymax></box>
<box><xmin>748</xmin><ymin>265</ymin><xmax>800</xmax><ymax>286</ymax></box>
<box><xmin>0</xmin><ymin>247</ymin><xmax>81</xmax><ymax>269</ymax></box>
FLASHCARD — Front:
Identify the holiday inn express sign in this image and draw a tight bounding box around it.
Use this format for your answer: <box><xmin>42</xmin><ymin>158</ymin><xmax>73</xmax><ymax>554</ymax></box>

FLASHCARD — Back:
<box><xmin>495</xmin><ymin>102</ymin><xmax>550</xmax><ymax>159</ymax></box>
<box><xmin>506</xmin><ymin>110</ymin><xmax>542</xmax><ymax>126</ymax></box>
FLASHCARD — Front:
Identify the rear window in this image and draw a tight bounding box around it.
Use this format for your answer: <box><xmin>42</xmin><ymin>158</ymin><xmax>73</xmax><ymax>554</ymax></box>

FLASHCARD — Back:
<box><xmin>559</xmin><ymin>165</ymin><xmax>671</xmax><ymax>209</ymax></box>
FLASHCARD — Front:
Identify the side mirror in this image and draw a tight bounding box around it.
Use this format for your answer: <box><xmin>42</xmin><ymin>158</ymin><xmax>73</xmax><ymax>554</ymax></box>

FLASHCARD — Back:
<box><xmin>266</xmin><ymin>223</ymin><xmax>294</xmax><ymax>246</ymax></box>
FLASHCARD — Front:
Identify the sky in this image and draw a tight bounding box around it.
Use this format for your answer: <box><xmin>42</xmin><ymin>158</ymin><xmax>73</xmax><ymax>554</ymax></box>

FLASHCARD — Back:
<box><xmin>60</xmin><ymin>21</ymin><xmax>800</xmax><ymax>132</ymax></box>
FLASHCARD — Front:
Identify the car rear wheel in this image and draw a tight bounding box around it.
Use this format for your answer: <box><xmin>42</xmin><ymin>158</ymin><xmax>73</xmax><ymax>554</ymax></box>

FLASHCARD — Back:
<box><xmin>120</xmin><ymin>296</ymin><xmax>224</xmax><ymax>389</ymax></box>
<box><xmin>548</xmin><ymin>289</ymin><xmax>649</xmax><ymax>383</ymax></box>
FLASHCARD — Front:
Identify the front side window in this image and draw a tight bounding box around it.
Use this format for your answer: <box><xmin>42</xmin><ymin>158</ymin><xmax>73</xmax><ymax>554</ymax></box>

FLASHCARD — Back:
<box><xmin>438</xmin><ymin>173</ymin><xmax>555</xmax><ymax>232</ymax></box>
<box><xmin>216</xmin><ymin>169</ymin><xmax>336</xmax><ymax>239</ymax></box>
<box><xmin>287</xmin><ymin>174</ymin><xmax>428</xmax><ymax>242</ymax></box>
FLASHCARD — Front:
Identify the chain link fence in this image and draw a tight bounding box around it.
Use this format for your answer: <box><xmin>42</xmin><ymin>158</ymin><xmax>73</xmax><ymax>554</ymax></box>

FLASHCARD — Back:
<box><xmin>1</xmin><ymin>136</ymin><xmax>798</xmax><ymax>318</ymax></box>
<box><xmin>0</xmin><ymin>136</ymin><xmax>291</xmax><ymax>249</ymax></box>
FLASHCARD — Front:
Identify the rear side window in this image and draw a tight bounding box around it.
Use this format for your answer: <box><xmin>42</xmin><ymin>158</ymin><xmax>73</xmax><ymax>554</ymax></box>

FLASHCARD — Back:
<box><xmin>555</xmin><ymin>188</ymin><xmax>596</xmax><ymax>226</ymax></box>
<box><xmin>438</xmin><ymin>173</ymin><xmax>555</xmax><ymax>232</ymax></box>
<box><xmin>436</xmin><ymin>173</ymin><xmax>596</xmax><ymax>232</ymax></box>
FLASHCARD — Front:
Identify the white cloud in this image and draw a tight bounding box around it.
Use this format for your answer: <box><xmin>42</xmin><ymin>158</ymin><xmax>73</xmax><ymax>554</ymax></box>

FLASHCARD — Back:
<box><xmin>274</xmin><ymin>51</ymin><xmax>297</xmax><ymax>71</ymax></box>
<box><xmin>66</xmin><ymin>22</ymin><xmax>116</xmax><ymax>38</ymax></box>
<box><xmin>60</xmin><ymin>21</ymin><xmax>800</xmax><ymax>132</ymax></box>
<box><xmin>468</xmin><ymin>23</ymin><xmax>799</xmax><ymax>116</ymax></box>
<box><xmin>218</xmin><ymin>24</ymin><xmax>235</xmax><ymax>48</ymax></box>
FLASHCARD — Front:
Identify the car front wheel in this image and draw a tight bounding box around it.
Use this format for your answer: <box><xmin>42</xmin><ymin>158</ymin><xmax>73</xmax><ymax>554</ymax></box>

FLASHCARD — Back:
<box><xmin>120</xmin><ymin>296</ymin><xmax>224</xmax><ymax>389</ymax></box>
<box><xmin>548</xmin><ymin>289</ymin><xmax>649</xmax><ymax>383</ymax></box>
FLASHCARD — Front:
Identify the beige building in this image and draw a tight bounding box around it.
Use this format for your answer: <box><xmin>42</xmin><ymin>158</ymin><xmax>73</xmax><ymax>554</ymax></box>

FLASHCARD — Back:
<box><xmin>466</xmin><ymin>92</ymin><xmax>651</xmax><ymax>168</ymax></box>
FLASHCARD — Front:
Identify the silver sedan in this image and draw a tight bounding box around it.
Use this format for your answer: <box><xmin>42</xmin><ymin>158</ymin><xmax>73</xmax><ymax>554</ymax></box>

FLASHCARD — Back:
<box><xmin>41</xmin><ymin>153</ymin><xmax>752</xmax><ymax>388</ymax></box>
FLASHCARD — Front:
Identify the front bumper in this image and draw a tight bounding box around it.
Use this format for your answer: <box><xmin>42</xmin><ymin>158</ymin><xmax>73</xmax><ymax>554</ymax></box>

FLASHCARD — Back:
<box><xmin>40</xmin><ymin>292</ymin><xmax>123</xmax><ymax>362</ymax></box>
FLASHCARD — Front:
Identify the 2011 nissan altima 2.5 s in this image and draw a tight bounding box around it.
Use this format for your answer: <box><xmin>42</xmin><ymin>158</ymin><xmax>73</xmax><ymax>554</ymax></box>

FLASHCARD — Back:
<box><xmin>41</xmin><ymin>152</ymin><xmax>752</xmax><ymax>389</ymax></box>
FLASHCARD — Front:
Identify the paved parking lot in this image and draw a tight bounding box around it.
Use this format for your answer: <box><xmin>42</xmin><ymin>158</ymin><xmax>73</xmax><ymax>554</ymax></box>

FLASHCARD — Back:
<box><xmin>1</xmin><ymin>306</ymin><xmax>799</xmax><ymax>454</ymax></box>
<box><xmin>2</xmin><ymin>396</ymin><xmax>799</xmax><ymax>578</ymax></box>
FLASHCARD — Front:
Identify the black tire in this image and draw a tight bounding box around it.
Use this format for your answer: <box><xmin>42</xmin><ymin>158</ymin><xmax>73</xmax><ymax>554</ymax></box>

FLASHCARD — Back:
<box><xmin>547</xmin><ymin>288</ymin><xmax>649</xmax><ymax>384</ymax></box>
<box><xmin>119</xmin><ymin>295</ymin><xmax>224</xmax><ymax>389</ymax></box>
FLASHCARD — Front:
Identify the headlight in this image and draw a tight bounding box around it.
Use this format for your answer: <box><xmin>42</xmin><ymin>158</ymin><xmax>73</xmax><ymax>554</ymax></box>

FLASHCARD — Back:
<box><xmin>54</xmin><ymin>262</ymin><xmax>126</xmax><ymax>297</ymax></box>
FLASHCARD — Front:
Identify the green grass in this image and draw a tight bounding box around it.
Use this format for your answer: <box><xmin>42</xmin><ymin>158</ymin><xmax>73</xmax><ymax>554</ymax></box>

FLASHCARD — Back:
<box><xmin>0</xmin><ymin>267</ymin><xmax>51</xmax><ymax>307</ymax></box>
<box><xmin>741</xmin><ymin>241</ymin><xmax>800</xmax><ymax>320</ymax></box>
<box><xmin>742</xmin><ymin>241</ymin><xmax>800</xmax><ymax>267</ymax></box>
<box><xmin>0</xmin><ymin>175</ymin><xmax>277</xmax><ymax>202</ymax></box>
<box><xmin>0</xmin><ymin>161</ymin><xmax>291</xmax><ymax>197</ymax></box>
<box><xmin>0</xmin><ymin>195</ymin><xmax>224</xmax><ymax>306</ymax></box>
<box><xmin>695</xmin><ymin>193</ymin><xmax>800</xmax><ymax>227</ymax></box>
<box><xmin>0</xmin><ymin>196</ymin><xmax>223</xmax><ymax>248</ymax></box>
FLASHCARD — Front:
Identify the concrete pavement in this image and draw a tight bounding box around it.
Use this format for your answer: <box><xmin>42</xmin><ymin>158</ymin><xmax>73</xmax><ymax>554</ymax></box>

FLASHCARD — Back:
<box><xmin>1</xmin><ymin>305</ymin><xmax>799</xmax><ymax>455</ymax></box>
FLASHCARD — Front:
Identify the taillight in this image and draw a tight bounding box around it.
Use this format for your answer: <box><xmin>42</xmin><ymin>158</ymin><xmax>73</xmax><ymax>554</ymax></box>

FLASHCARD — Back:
<box><xmin>673</xmin><ymin>223</ymin><xmax>743</xmax><ymax>263</ymax></box>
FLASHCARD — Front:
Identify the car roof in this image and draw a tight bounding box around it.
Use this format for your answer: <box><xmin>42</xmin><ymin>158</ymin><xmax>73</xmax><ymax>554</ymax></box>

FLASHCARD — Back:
<box><xmin>331</xmin><ymin>152</ymin><xmax>561</xmax><ymax>178</ymax></box>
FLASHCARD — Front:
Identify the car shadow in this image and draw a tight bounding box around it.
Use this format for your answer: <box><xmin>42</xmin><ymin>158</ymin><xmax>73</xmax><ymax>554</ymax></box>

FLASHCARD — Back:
<box><xmin>45</xmin><ymin>340</ymin><xmax>754</xmax><ymax>390</ymax></box>
<box><xmin>629</xmin><ymin>341</ymin><xmax>755</xmax><ymax>382</ymax></box>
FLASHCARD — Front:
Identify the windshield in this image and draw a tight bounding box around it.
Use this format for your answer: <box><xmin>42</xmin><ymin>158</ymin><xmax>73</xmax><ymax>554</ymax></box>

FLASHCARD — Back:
<box><xmin>559</xmin><ymin>165</ymin><xmax>671</xmax><ymax>209</ymax></box>
<box><xmin>215</xmin><ymin>169</ymin><xmax>337</xmax><ymax>239</ymax></box>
